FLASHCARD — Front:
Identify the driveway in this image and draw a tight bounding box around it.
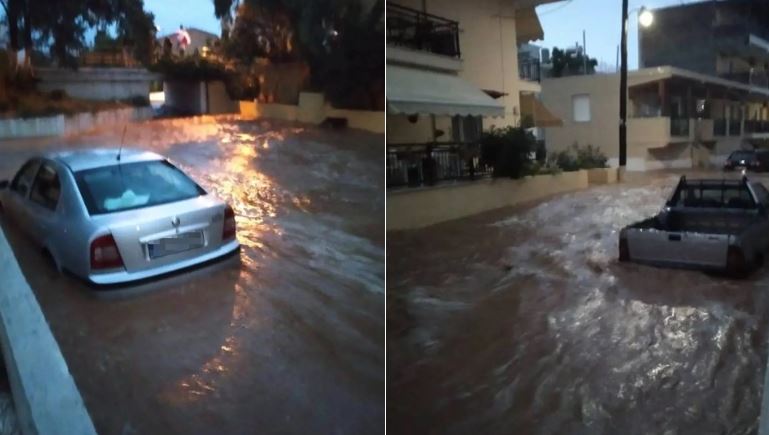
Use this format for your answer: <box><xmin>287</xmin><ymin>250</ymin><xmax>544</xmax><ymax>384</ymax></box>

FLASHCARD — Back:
<box><xmin>1</xmin><ymin>116</ymin><xmax>384</xmax><ymax>435</ymax></box>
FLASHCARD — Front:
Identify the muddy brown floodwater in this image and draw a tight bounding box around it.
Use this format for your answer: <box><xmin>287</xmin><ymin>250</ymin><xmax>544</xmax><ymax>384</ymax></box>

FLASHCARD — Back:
<box><xmin>388</xmin><ymin>174</ymin><xmax>769</xmax><ymax>435</ymax></box>
<box><xmin>0</xmin><ymin>116</ymin><xmax>384</xmax><ymax>435</ymax></box>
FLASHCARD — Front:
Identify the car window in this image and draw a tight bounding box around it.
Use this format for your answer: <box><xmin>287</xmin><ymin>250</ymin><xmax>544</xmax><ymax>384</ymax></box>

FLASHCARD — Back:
<box><xmin>29</xmin><ymin>163</ymin><xmax>61</xmax><ymax>211</ymax></box>
<box><xmin>74</xmin><ymin>160</ymin><xmax>206</xmax><ymax>215</ymax></box>
<box><xmin>729</xmin><ymin>151</ymin><xmax>754</xmax><ymax>161</ymax></box>
<box><xmin>675</xmin><ymin>185</ymin><xmax>755</xmax><ymax>209</ymax></box>
<box><xmin>10</xmin><ymin>160</ymin><xmax>40</xmax><ymax>197</ymax></box>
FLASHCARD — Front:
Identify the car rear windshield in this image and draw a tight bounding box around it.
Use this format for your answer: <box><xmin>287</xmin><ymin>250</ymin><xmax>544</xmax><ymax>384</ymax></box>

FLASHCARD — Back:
<box><xmin>729</xmin><ymin>151</ymin><xmax>756</xmax><ymax>161</ymax></box>
<box><xmin>74</xmin><ymin>160</ymin><xmax>206</xmax><ymax>215</ymax></box>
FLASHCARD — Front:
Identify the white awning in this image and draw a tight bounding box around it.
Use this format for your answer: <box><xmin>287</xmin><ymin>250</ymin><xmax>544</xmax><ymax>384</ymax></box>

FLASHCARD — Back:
<box><xmin>387</xmin><ymin>65</ymin><xmax>505</xmax><ymax>117</ymax></box>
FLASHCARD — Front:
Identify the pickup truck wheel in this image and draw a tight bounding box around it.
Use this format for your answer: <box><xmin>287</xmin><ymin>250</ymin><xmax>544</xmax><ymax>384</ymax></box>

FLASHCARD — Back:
<box><xmin>727</xmin><ymin>247</ymin><xmax>748</xmax><ymax>278</ymax></box>
<box><xmin>619</xmin><ymin>238</ymin><xmax>629</xmax><ymax>262</ymax></box>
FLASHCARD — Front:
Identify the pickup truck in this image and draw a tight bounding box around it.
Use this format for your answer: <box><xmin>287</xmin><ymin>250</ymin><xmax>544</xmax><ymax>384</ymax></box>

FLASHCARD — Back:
<box><xmin>619</xmin><ymin>176</ymin><xmax>769</xmax><ymax>276</ymax></box>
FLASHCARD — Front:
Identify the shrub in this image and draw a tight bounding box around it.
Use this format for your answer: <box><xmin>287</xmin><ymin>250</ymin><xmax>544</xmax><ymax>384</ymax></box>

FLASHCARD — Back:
<box><xmin>480</xmin><ymin>126</ymin><xmax>536</xmax><ymax>179</ymax></box>
<box><xmin>551</xmin><ymin>143</ymin><xmax>607</xmax><ymax>171</ymax></box>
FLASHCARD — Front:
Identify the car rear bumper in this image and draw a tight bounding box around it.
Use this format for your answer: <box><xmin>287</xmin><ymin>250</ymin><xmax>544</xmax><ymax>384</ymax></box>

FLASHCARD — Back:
<box><xmin>88</xmin><ymin>239</ymin><xmax>240</xmax><ymax>285</ymax></box>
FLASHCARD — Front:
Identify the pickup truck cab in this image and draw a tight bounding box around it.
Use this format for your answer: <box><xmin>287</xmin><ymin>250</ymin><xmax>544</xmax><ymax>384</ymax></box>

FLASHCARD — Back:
<box><xmin>619</xmin><ymin>176</ymin><xmax>769</xmax><ymax>276</ymax></box>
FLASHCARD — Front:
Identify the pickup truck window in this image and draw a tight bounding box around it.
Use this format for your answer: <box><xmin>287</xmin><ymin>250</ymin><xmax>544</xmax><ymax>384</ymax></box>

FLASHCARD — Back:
<box><xmin>674</xmin><ymin>186</ymin><xmax>755</xmax><ymax>209</ymax></box>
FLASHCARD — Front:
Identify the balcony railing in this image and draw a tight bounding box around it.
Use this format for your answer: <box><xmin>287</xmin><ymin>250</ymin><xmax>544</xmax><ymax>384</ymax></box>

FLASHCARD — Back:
<box><xmin>714</xmin><ymin>119</ymin><xmax>728</xmax><ymax>136</ymax></box>
<box><xmin>721</xmin><ymin>71</ymin><xmax>769</xmax><ymax>89</ymax></box>
<box><xmin>745</xmin><ymin>120</ymin><xmax>769</xmax><ymax>134</ymax></box>
<box><xmin>670</xmin><ymin>118</ymin><xmax>690</xmax><ymax>137</ymax></box>
<box><xmin>519</xmin><ymin>59</ymin><xmax>541</xmax><ymax>82</ymax></box>
<box><xmin>387</xmin><ymin>142</ymin><xmax>491</xmax><ymax>188</ymax></box>
<box><xmin>386</xmin><ymin>3</ymin><xmax>461</xmax><ymax>58</ymax></box>
<box><xmin>729</xmin><ymin>119</ymin><xmax>742</xmax><ymax>136</ymax></box>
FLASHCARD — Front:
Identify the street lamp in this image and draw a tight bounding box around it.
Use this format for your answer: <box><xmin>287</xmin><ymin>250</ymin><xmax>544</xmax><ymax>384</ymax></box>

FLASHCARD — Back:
<box><xmin>619</xmin><ymin>3</ymin><xmax>654</xmax><ymax>169</ymax></box>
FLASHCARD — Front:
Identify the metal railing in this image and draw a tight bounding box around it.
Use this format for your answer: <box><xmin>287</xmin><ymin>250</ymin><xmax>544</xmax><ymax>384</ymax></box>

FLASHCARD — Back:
<box><xmin>670</xmin><ymin>118</ymin><xmax>690</xmax><ymax>137</ymax></box>
<box><xmin>714</xmin><ymin>119</ymin><xmax>728</xmax><ymax>136</ymax></box>
<box><xmin>729</xmin><ymin>119</ymin><xmax>742</xmax><ymax>136</ymax></box>
<box><xmin>518</xmin><ymin>59</ymin><xmax>541</xmax><ymax>82</ymax></box>
<box><xmin>387</xmin><ymin>142</ymin><xmax>492</xmax><ymax>188</ymax></box>
<box><xmin>745</xmin><ymin>120</ymin><xmax>769</xmax><ymax>134</ymax></box>
<box><xmin>386</xmin><ymin>3</ymin><xmax>461</xmax><ymax>58</ymax></box>
<box><xmin>721</xmin><ymin>71</ymin><xmax>769</xmax><ymax>89</ymax></box>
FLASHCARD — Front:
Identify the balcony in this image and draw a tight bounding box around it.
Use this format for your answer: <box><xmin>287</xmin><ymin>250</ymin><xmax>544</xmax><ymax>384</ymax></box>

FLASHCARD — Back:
<box><xmin>670</xmin><ymin>118</ymin><xmax>690</xmax><ymax>137</ymax></box>
<box><xmin>720</xmin><ymin>71</ymin><xmax>769</xmax><ymax>89</ymax></box>
<box><xmin>386</xmin><ymin>4</ymin><xmax>460</xmax><ymax>59</ymax></box>
<box><xmin>387</xmin><ymin>142</ymin><xmax>491</xmax><ymax>188</ymax></box>
<box><xmin>519</xmin><ymin>59</ymin><xmax>541</xmax><ymax>82</ymax></box>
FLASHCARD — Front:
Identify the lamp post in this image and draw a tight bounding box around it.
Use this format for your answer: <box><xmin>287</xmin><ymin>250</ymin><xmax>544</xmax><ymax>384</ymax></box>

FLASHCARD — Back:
<box><xmin>619</xmin><ymin>4</ymin><xmax>654</xmax><ymax>168</ymax></box>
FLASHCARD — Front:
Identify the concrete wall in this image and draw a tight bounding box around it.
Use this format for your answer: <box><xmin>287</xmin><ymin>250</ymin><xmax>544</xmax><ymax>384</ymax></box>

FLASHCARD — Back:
<box><xmin>164</xmin><ymin>80</ymin><xmax>238</xmax><ymax>115</ymax></box>
<box><xmin>0</xmin><ymin>107</ymin><xmax>153</xmax><ymax>139</ymax></box>
<box><xmin>0</xmin><ymin>229</ymin><xmax>96</xmax><ymax>435</ymax></box>
<box><xmin>238</xmin><ymin>92</ymin><xmax>385</xmax><ymax>134</ymax></box>
<box><xmin>387</xmin><ymin>170</ymin><xmax>590</xmax><ymax>230</ymax></box>
<box><xmin>36</xmin><ymin>68</ymin><xmax>160</xmax><ymax>101</ymax></box>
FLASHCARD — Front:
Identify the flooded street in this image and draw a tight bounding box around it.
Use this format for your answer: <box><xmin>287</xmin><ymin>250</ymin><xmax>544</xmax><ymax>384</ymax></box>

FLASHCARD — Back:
<box><xmin>0</xmin><ymin>116</ymin><xmax>384</xmax><ymax>434</ymax></box>
<box><xmin>388</xmin><ymin>174</ymin><xmax>769</xmax><ymax>435</ymax></box>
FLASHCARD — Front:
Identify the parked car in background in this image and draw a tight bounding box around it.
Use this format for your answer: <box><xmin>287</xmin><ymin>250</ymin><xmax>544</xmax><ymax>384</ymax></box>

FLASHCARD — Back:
<box><xmin>619</xmin><ymin>176</ymin><xmax>769</xmax><ymax>277</ymax></box>
<box><xmin>723</xmin><ymin>149</ymin><xmax>769</xmax><ymax>172</ymax></box>
<box><xmin>0</xmin><ymin>148</ymin><xmax>239</xmax><ymax>286</ymax></box>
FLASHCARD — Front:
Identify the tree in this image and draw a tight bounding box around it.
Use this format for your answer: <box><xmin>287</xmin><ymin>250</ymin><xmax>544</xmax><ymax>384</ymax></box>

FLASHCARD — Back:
<box><xmin>550</xmin><ymin>47</ymin><xmax>598</xmax><ymax>78</ymax></box>
<box><xmin>213</xmin><ymin>0</ymin><xmax>384</xmax><ymax>109</ymax></box>
<box><xmin>0</xmin><ymin>0</ymin><xmax>155</xmax><ymax>69</ymax></box>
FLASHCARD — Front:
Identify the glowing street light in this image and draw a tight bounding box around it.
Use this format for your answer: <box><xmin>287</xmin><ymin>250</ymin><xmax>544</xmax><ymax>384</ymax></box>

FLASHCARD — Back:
<box><xmin>639</xmin><ymin>7</ymin><xmax>654</xmax><ymax>28</ymax></box>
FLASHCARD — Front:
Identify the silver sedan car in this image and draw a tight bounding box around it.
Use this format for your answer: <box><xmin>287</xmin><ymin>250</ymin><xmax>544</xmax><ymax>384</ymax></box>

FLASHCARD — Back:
<box><xmin>0</xmin><ymin>148</ymin><xmax>240</xmax><ymax>285</ymax></box>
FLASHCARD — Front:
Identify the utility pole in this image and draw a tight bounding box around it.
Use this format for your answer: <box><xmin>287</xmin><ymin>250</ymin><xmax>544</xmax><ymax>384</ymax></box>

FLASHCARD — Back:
<box><xmin>582</xmin><ymin>30</ymin><xmax>587</xmax><ymax>75</ymax></box>
<box><xmin>619</xmin><ymin>0</ymin><xmax>628</xmax><ymax>167</ymax></box>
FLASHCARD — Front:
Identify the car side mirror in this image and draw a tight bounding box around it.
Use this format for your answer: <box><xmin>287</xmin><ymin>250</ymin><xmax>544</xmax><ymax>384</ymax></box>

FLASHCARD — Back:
<box><xmin>0</xmin><ymin>180</ymin><xmax>7</xmax><ymax>189</ymax></box>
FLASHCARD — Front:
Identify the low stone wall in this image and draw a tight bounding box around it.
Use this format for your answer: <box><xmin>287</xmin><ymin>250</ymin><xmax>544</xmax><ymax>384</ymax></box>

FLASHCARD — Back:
<box><xmin>238</xmin><ymin>92</ymin><xmax>384</xmax><ymax>134</ymax></box>
<box><xmin>0</xmin><ymin>229</ymin><xmax>96</xmax><ymax>435</ymax></box>
<box><xmin>387</xmin><ymin>170</ymin><xmax>590</xmax><ymax>231</ymax></box>
<box><xmin>587</xmin><ymin>167</ymin><xmax>619</xmax><ymax>185</ymax></box>
<box><xmin>37</xmin><ymin>67</ymin><xmax>160</xmax><ymax>101</ymax></box>
<box><xmin>0</xmin><ymin>106</ymin><xmax>153</xmax><ymax>140</ymax></box>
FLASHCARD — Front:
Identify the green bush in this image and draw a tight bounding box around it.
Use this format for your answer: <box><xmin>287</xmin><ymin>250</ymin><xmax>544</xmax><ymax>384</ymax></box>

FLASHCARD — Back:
<box><xmin>551</xmin><ymin>143</ymin><xmax>607</xmax><ymax>171</ymax></box>
<box><xmin>480</xmin><ymin>126</ymin><xmax>536</xmax><ymax>179</ymax></box>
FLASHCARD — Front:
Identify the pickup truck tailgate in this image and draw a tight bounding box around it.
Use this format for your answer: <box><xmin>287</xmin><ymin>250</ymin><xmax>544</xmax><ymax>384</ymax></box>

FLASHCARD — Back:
<box><xmin>626</xmin><ymin>229</ymin><xmax>730</xmax><ymax>268</ymax></box>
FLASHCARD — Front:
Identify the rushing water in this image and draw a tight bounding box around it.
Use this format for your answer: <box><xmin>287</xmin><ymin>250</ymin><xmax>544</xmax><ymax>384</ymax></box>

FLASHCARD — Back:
<box><xmin>388</xmin><ymin>175</ymin><xmax>769</xmax><ymax>435</ymax></box>
<box><xmin>1</xmin><ymin>116</ymin><xmax>384</xmax><ymax>435</ymax></box>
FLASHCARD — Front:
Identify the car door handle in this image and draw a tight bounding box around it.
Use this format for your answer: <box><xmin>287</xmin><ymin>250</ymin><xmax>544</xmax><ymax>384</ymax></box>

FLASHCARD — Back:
<box><xmin>668</xmin><ymin>234</ymin><xmax>682</xmax><ymax>241</ymax></box>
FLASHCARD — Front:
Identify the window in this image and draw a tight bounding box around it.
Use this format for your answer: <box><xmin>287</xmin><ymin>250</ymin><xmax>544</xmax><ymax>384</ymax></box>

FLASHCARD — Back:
<box><xmin>451</xmin><ymin>116</ymin><xmax>482</xmax><ymax>142</ymax></box>
<box><xmin>10</xmin><ymin>159</ymin><xmax>40</xmax><ymax>197</ymax></box>
<box><xmin>29</xmin><ymin>163</ymin><xmax>61</xmax><ymax>211</ymax></box>
<box><xmin>74</xmin><ymin>160</ymin><xmax>206</xmax><ymax>215</ymax></box>
<box><xmin>572</xmin><ymin>94</ymin><xmax>591</xmax><ymax>122</ymax></box>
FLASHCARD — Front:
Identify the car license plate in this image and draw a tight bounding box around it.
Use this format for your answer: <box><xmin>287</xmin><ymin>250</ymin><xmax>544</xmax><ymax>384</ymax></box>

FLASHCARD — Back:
<box><xmin>147</xmin><ymin>231</ymin><xmax>204</xmax><ymax>259</ymax></box>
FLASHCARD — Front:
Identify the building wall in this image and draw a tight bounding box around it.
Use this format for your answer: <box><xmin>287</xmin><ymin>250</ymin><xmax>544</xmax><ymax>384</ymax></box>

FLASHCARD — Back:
<box><xmin>386</xmin><ymin>114</ymin><xmax>453</xmax><ymax>144</ymax></box>
<box><xmin>540</xmin><ymin>74</ymin><xmax>620</xmax><ymax>158</ymax></box>
<box><xmin>391</xmin><ymin>0</ymin><xmax>525</xmax><ymax>128</ymax></box>
<box><xmin>639</xmin><ymin>3</ymin><xmax>716</xmax><ymax>75</ymax></box>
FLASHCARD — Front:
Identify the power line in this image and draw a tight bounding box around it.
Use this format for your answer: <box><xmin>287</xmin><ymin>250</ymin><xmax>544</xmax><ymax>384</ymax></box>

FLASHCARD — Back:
<box><xmin>537</xmin><ymin>0</ymin><xmax>574</xmax><ymax>17</ymax></box>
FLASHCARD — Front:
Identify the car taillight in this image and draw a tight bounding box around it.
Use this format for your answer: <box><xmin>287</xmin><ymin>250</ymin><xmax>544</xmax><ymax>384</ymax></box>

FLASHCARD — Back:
<box><xmin>223</xmin><ymin>205</ymin><xmax>237</xmax><ymax>240</ymax></box>
<box><xmin>90</xmin><ymin>234</ymin><xmax>124</xmax><ymax>270</ymax></box>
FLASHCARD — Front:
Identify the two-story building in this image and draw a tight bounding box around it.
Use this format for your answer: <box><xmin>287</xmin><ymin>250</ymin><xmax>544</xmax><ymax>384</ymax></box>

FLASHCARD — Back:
<box><xmin>541</xmin><ymin>0</ymin><xmax>769</xmax><ymax>171</ymax></box>
<box><xmin>386</xmin><ymin>0</ymin><xmax>561</xmax><ymax>187</ymax></box>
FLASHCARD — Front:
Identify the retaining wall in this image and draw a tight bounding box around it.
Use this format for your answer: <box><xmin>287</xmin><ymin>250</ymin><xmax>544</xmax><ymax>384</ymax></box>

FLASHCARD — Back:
<box><xmin>387</xmin><ymin>170</ymin><xmax>592</xmax><ymax>231</ymax></box>
<box><xmin>0</xmin><ymin>229</ymin><xmax>96</xmax><ymax>435</ymax></box>
<box><xmin>0</xmin><ymin>107</ymin><xmax>153</xmax><ymax>140</ymax></box>
<box><xmin>238</xmin><ymin>92</ymin><xmax>384</xmax><ymax>134</ymax></box>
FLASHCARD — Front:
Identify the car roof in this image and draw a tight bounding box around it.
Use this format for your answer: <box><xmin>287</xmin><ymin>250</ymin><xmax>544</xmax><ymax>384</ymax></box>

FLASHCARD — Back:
<box><xmin>44</xmin><ymin>148</ymin><xmax>165</xmax><ymax>172</ymax></box>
